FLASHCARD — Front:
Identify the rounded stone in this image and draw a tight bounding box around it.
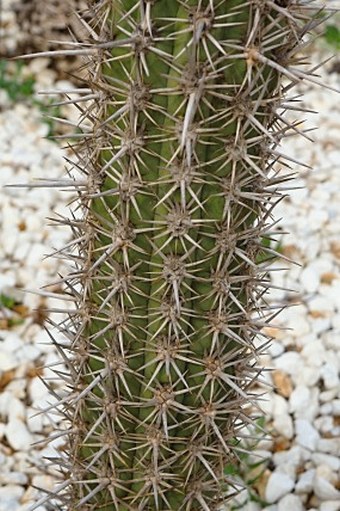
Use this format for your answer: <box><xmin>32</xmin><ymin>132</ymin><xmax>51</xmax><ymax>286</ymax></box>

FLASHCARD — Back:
<box><xmin>265</xmin><ymin>472</ymin><xmax>295</xmax><ymax>504</ymax></box>
<box><xmin>295</xmin><ymin>419</ymin><xmax>320</xmax><ymax>450</ymax></box>
<box><xmin>277</xmin><ymin>494</ymin><xmax>303</xmax><ymax>511</ymax></box>
<box><xmin>5</xmin><ymin>419</ymin><xmax>33</xmax><ymax>451</ymax></box>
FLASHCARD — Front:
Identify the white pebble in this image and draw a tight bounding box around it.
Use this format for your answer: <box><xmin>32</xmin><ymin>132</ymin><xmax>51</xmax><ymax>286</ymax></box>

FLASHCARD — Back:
<box><xmin>297</xmin><ymin>366</ymin><xmax>320</xmax><ymax>387</ymax></box>
<box><xmin>319</xmin><ymin>389</ymin><xmax>339</xmax><ymax>403</ymax></box>
<box><xmin>26</xmin><ymin>243</ymin><xmax>48</xmax><ymax>267</ymax></box>
<box><xmin>320</xmin><ymin>403</ymin><xmax>333</xmax><ymax>415</ymax></box>
<box><xmin>4</xmin><ymin>376</ymin><xmax>26</xmax><ymax>399</ymax></box>
<box><xmin>295</xmin><ymin>419</ymin><xmax>320</xmax><ymax>450</ymax></box>
<box><xmin>289</xmin><ymin>181</ymin><xmax>308</xmax><ymax>204</ymax></box>
<box><xmin>312</xmin><ymin>453</ymin><xmax>340</xmax><ymax>472</ymax></box>
<box><xmin>320</xmin><ymin>501</ymin><xmax>340</xmax><ymax>511</ymax></box>
<box><xmin>277</xmin><ymin>494</ymin><xmax>303</xmax><ymax>511</ymax></box>
<box><xmin>314</xmin><ymin>475</ymin><xmax>340</xmax><ymax>501</ymax></box>
<box><xmin>31</xmin><ymin>474</ymin><xmax>54</xmax><ymax>492</ymax></box>
<box><xmin>25</xmin><ymin>213</ymin><xmax>43</xmax><ymax>232</ymax></box>
<box><xmin>296</xmin><ymin>332</ymin><xmax>317</xmax><ymax>349</ymax></box>
<box><xmin>308</xmin><ymin>388</ymin><xmax>321</xmax><ymax>421</ymax></box>
<box><xmin>0</xmin><ymin>391</ymin><xmax>13</xmax><ymax>417</ymax></box>
<box><xmin>33</xmin><ymin>328</ymin><xmax>56</xmax><ymax>353</ymax></box>
<box><xmin>0</xmin><ymin>486</ymin><xmax>24</xmax><ymax>511</ymax></box>
<box><xmin>26</xmin><ymin>406</ymin><xmax>44</xmax><ymax>433</ymax></box>
<box><xmin>323</xmin><ymin>332</ymin><xmax>340</xmax><ymax>351</ymax></box>
<box><xmin>272</xmin><ymin>394</ymin><xmax>289</xmax><ymax>416</ymax></box>
<box><xmin>308</xmin><ymin>295</ymin><xmax>334</xmax><ymax>314</ymax></box>
<box><xmin>317</xmin><ymin>438</ymin><xmax>340</xmax><ymax>456</ymax></box>
<box><xmin>0</xmin><ymin>499</ymin><xmax>20</xmax><ymax>511</ymax></box>
<box><xmin>300</xmin><ymin>266</ymin><xmax>320</xmax><ymax>293</ymax></box>
<box><xmin>314</xmin><ymin>416</ymin><xmax>335</xmax><ymax>434</ymax></box>
<box><xmin>5</xmin><ymin>419</ymin><xmax>33</xmax><ymax>451</ymax></box>
<box><xmin>274</xmin><ymin>352</ymin><xmax>303</xmax><ymax>377</ymax></box>
<box><xmin>258</xmin><ymin>395</ymin><xmax>273</xmax><ymax>416</ymax></box>
<box><xmin>0</xmin><ymin>350</ymin><xmax>17</xmax><ymax>372</ymax></box>
<box><xmin>326</xmin><ymin>281</ymin><xmax>340</xmax><ymax>310</ymax></box>
<box><xmin>29</xmin><ymin>376</ymin><xmax>49</xmax><ymax>404</ymax></box>
<box><xmin>269</xmin><ymin>341</ymin><xmax>285</xmax><ymax>358</ymax></box>
<box><xmin>332</xmin><ymin>400</ymin><xmax>340</xmax><ymax>415</ymax></box>
<box><xmin>0</xmin><ymin>332</ymin><xmax>23</xmax><ymax>353</ymax></box>
<box><xmin>0</xmin><ymin>273</ymin><xmax>16</xmax><ymax>291</ymax></box>
<box><xmin>320</xmin><ymin>363</ymin><xmax>339</xmax><ymax>390</ymax></box>
<box><xmin>275</xmin><ymin>461</ymin><xmax>297</xmax><ymax>481</ymax></box>
<box><xmin>13</xmin><ymin>241</ymin><xmax>31</xmax><ymax>262</ymax></box>
<box><xmin>316</xmin><ymin>464</ymin><xmax>337</xmax><ymax>483</ymax></box>
<box><xmin>273</xmin><ymin>414</ymin><xmax>294</xmax><ymax>440</ymax></box>
<box><xmin>265</xmin><ymin>472</ymin><xmax>295</xmax><ymax>504</ymax></box>
<box><xmin>292</xmin><ymin>316</ymin><xmax>310</xmax><ymax>338</ymax></box>
<box><xmin>0</xmin><ymin>471</ymin><xmax>28</xmax><ymax>485</ymax></box>
<box><xmin>301</xmin><ymin>340</ymin><xmax>326</xmax><ymax>367</ymax></box>
<box><xmin>295</xmin><ymin>469</ymin><xmax>316</xmax><ymax>494</ymax></box>
<box><xmin>289</xmin><ymin>385</ymin><xmax>310</xmax><ymax>414</ymax></box>
<box><xmin>310</xmin><ymin>317</ymin><xmax>331</xmax><ymax>335</ymax></box>
<box><xmin>8</xmin><ymin>397</ymin><xmax>25</xmax><ymax>422</ymax></box>
<box><xmin>307</xmin><ymin>208</ymin><xmax>329</xmax><ymax>230</ymax></box>
<box><xmin>273</xmin><ymin>445</ymin><xmax>308</xmax><ymax>473</ymax></box>
<box><xmin>34</xmin><ymin>394</ymin><xmax>61</xmax><ymax>426</ymax></box>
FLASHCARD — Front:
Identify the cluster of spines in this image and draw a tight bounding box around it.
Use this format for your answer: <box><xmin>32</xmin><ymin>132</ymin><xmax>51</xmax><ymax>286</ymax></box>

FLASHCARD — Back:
<box><xmin>22</xmin><ymin>1</ymin><xmax>333</xmax><ymax>510</ymax></box>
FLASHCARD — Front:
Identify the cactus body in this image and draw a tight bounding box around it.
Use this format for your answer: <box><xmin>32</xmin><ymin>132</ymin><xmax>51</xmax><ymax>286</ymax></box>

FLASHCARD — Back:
<box><xmin>32</xmin><ymin>1</ymin><xmax>330</xmax><ymax>510</ymax></box>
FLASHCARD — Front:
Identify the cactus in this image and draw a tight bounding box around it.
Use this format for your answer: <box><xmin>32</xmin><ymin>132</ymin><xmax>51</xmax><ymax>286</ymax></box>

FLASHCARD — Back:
<box><xmin>23</xmin><ymin>1</ymin><xmax>333</xmax><ymax>510</ymax></box>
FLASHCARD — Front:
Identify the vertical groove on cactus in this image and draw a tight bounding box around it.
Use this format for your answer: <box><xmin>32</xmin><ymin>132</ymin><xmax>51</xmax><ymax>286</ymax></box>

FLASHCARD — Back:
<box><xmin>24</xmin><ymin>1</ymin><xmax>333</xmax><ymax>510</ymax></box>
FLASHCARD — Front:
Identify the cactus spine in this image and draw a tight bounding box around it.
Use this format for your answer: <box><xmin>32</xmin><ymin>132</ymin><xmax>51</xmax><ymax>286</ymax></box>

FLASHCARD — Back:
<box><xmin>30</xmin><ymin>1</ymin><xmax>330</xmax><ymax>510</ymax></box>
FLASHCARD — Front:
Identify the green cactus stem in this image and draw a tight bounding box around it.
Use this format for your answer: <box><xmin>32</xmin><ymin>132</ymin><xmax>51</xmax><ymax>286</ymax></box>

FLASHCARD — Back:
<box><xmin>23</xmin><ymin>1</ymin><xmax>334</xmax><ymax>510</ymax></box>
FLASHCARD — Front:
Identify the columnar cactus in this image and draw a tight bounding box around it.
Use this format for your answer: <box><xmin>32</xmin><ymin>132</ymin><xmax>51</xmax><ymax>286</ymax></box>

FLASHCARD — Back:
<box><xmin>27</xmin><ymin>1</ymin><xmax>331</xmax><ymax>510</ymax></box>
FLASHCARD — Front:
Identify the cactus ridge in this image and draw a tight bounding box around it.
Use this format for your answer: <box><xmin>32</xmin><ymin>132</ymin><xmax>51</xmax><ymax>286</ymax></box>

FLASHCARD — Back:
<box><xmin>24</xmin><ymin>1</ymin><xmax>332</xmax><ymax>510</ymax></box>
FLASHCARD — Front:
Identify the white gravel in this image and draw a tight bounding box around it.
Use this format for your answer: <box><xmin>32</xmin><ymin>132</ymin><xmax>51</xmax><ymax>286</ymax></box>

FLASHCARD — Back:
<box><xmin>0</xmin><ymin>57</ymin><xmax>75</xmax><ymax>510</ymax></box>
<box><xmin>224</xmin><ymin>28</ymin><xmax>340</xmax><ymax>511</ymax></box>
<box><xmin>0</xmin><ymin>6</ymin><xmax>340</xmax><ymax>511</ymax></box>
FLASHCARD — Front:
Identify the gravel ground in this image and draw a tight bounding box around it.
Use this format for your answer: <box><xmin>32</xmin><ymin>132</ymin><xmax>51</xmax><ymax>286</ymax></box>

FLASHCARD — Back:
<box><xmin>0</xmin><ymin>57</ymin><xmax>78</xmax><ymax>511</ymax></box>
<box><xmin>0</xmin><ymin>3</ymin><xmax>340</xmax><ymax>511</ymax></box>
<box><xmin>225</xmin><ymin>45</ymin><xmax>340</xmax><ymax>511</ymax></box>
